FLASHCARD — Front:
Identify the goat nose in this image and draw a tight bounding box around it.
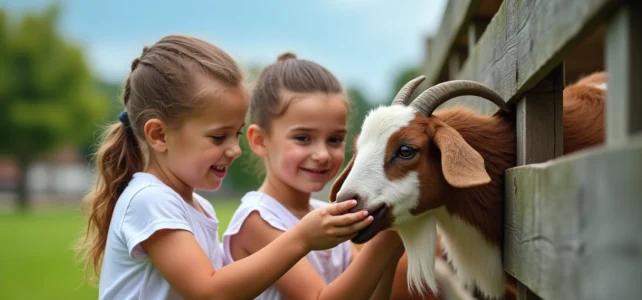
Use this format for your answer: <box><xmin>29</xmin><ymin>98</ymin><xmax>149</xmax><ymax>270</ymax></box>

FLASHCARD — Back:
<box><xmin>336</xmin><ymin>191</ymin><xmax>362</xmax><ymax>203</ymax></box>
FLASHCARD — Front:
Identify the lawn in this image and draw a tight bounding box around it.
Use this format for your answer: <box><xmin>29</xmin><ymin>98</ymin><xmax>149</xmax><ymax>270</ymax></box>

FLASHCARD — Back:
<box><xmin>0</xmin><ymin>199</ymin><xmax>240</xmax><ymax>300</ymax></box>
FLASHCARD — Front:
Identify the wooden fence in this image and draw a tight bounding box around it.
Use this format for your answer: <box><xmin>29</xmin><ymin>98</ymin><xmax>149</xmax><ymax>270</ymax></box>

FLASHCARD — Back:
<box><xmin>421</xmin><ymin>0</ymin><xmax>641</xmax><ymax>299</ymax></box>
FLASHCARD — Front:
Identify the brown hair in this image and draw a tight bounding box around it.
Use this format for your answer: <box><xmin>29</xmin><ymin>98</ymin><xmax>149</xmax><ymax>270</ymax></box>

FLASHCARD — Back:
<box><xmin>249</xmin><ymin>52</ymin><xmax>347</xmax><ymax>133</ymax></box>
<box><xmin>247</xmin><ymin>52</ymin><xmax>349</xmax><ymax>177</ymax></box>
<box><xmin>75</xmin><ymin>35</ymin><xmax>244</xmax><ymax>282</ymax></box>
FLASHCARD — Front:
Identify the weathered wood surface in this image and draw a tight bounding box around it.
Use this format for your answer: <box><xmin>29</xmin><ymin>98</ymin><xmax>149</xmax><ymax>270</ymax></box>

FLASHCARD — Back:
<box><xmin>423</xmin><ymin>0</ymin><xmax>479</xmax><ymax>85</ymax></box>
<box><xmin>516</xmin><ymin>64</ymin><xmax>565</xmax><ymax>166</ymax></box>
<box><xmin>513</xmin><ymin>64</ymin><xmax>566</xmax><ymax>300</ymax></box>
<box><xmin>467</xmin><ymin>20</ymin><xmax>488</xmax><ymax>54</ymax></box>
<box><xmin>606</xmin><ymin>3</ymin><xmax>642</xmax><ymax>145</ymax></box>
<box><xmin>504</xmin><ymin>136</ymin><xmax>642</xmax><ymax>300</ymax></box>
<box><xmin>442</xmin><ymin>0</ymin><xmax>620</xmax><ymax>115</ymax></box>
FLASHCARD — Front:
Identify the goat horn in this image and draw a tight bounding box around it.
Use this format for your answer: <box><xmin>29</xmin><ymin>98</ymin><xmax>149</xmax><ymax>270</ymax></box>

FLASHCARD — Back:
<box><xmin>391</xmin><ymin>75</ymin><xmax>426</xmax><ymax>106</ymax></box>
<box><xmin>409</xmin><ymin>80</ymin><xmax>510</xmax><ymax>115</ymax></box>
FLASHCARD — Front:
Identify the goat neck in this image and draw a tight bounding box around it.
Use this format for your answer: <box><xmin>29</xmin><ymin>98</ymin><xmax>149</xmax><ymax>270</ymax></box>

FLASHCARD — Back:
<box><xmin>430</xmin><ymin>107</ymin><xmax>515</xmax><ymax>300</ymax></box>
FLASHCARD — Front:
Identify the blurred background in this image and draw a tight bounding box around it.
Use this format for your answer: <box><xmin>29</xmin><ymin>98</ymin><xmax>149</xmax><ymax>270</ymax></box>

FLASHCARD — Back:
<box><xmin>0</xmin><ymin>0</ymin><xmax>446</xmax><ymax>298</ymax></box>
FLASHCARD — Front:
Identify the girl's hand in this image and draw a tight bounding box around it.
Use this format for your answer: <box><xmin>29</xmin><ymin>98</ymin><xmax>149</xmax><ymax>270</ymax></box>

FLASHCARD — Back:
<box><xmin>292</xmin><ymin>200</ymin><xmax>373</xmax><ymax>251</ymax></box>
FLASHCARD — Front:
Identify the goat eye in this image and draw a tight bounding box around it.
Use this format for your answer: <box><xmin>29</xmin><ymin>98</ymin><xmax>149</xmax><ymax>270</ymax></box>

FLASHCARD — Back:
<box><xmin>396</xmin><ymin>145</ymin><xmax>417</xmax><ymax>159</ymax></box>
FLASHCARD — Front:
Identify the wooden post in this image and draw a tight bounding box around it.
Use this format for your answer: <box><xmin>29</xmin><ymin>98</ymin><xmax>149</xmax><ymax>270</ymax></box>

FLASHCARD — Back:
<box><xmin>605</xmin><ymin>1</ymin><xmax>642</xmax><ymax>145</ymax></box>
<box><xmin>516</xmin><ymin>64</ymin><xmax>565</xmax><ymax>165</ymax></box>
<box><xmin>467</xmin><ymin>20</ymin><xmax>488</xmax><ymax>53</ymax></box>
<box><xmin>448</xmin><ymin>46</ymin><xmax>467</xmax><ymax>80</ymax></box>
<box><xmin>512</xmin><ymin>63</ymin><xmax>565</xmax><ymax>300</ymax></box>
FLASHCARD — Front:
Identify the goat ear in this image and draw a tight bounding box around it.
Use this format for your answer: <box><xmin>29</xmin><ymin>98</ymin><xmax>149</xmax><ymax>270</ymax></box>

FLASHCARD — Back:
<box><xmin>329</xmin><ymin>155</ymin><xmax>355</xmax><ymax>202</ymax></box>
<box><xmin>433</xmin><ymin>124</ymin><xmax>491</xmax><ymax>188</ymax></box>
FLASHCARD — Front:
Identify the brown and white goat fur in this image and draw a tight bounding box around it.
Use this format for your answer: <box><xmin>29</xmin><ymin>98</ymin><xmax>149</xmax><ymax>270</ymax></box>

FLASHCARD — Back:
<box><xmin>331</xmin><ymin>72</ymin><xmax>607</xmax><ymax>299</ymax></box>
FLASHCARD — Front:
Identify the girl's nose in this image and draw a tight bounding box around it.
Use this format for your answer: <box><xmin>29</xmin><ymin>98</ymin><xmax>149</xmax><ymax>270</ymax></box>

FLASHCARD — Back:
<box><xmin>312</xmin><ymin>147</ymin><xmax>330</xmax><ymax>163</ymax></box>
<box><xmin>226</xmin><ymin>143</ymin><xmax>242</xmax><ymax>159</ymax></box>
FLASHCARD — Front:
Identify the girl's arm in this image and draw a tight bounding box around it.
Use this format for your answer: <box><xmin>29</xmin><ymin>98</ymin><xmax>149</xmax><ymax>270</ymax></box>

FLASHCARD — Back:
<box><xmin>141</xmin><ymin>200</ymin><xmax>372</xmax><ymax>300</ymax></box>
<box><xmin>369</xmin><ymin>241</ymin><xmax>405</xmax><ymax>300</ymax></box>
<box><xmin>231</xmin><ymin>213</ymin><xmax>403</xmax><ymax>300</ymax></box>
<box><xmin>348</xmin><ymin>237</ymin><xmax>405</xmax><ymax>300</ymax></box>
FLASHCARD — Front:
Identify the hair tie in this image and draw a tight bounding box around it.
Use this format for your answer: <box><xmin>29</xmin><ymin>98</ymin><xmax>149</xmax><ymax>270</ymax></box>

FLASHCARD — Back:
<box><xmin>119</xmin><ymin>111</ymin><xmax>131</xmax><ymax>127</ymax></box>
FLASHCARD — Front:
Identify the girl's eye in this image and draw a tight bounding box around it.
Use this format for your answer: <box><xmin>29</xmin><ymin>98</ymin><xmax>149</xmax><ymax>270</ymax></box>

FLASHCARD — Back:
<box><xmin>211</xmin><ymin>135</ymin><xmax>226</xmax><ymax>143</ymax></box>
<box><xmin>328</xmin><ymin>136</ymin><xmax>344</xmax><ymax>145</ymax></box>
<box><xmin>295</xmin><ymin>135</ymin><xmax>311</xmax><ymax>142</ymax></box>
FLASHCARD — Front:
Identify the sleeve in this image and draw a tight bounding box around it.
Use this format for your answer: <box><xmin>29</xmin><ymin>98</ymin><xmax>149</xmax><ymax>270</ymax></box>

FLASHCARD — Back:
<box><xmin>121</xmin><ymin>186</ymin><xmax>192</xmax><ymax>260</ymax></box>
<box><xmin>255</xmin><ymin>204</ymin><xmax>289</xmax><ymax>232</ymax></box>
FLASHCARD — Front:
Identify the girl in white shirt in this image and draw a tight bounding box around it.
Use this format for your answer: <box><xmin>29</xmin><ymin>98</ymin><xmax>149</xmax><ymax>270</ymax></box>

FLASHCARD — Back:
<box><xmin>75</xmin><ymin>35</ymin><xmax>374</xmax><ymax>300</ymax></box>
<box><xmin>223</xmin><ymin>52</ymin><xmax>405</xmax><ymax>300</ymax></box>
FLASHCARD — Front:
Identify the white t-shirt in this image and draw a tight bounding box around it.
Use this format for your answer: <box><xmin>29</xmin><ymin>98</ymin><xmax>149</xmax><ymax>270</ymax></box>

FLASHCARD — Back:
<box><xmin>99</xmin><ymin>172</ymin><xmax>224</xmax><ymax>300</ymax></box>
<box><xmin>222</xmin><ymin>191</ymin><xmax>352</xmax><ymax>300</ymax></box>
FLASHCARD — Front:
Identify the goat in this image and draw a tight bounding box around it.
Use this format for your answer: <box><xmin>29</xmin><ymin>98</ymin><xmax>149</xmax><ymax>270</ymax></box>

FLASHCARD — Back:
<box><xmin>352</xmin><ymin>235</ymin><xmax>477</xmax><ymax>300</ymax></box>
<box><xmin>331</xmin><ymin>72</ymin><xmax>606</xmax><ymax>299</ymax></box>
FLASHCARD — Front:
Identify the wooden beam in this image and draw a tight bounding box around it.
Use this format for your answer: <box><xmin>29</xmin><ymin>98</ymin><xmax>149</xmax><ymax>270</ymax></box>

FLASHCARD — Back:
<box><xmin>504</xmin><ymin>136</ymin><xmax>642</xmax><ymax>300</ymax></box>
<box><xmin>605</xmin><ymin>2</ymin><xmax>642</xmax><ymax>145</ymax></box>
<box><xmin>467</xmin><ymin>20</ymin><xmax>488</xmax><ymax>54</ymax></box>
<box><xmin>516</xmin><ymin>64</ymin><xmax>565</xmax><ymax>166</ymax></box>
<box><xmin>454</xmin><ymin>0</ymin><xmax>620</xmax><ymax>109</ymax></box>
<box><xmin>423</xmin><ymin>0</ymin><xmax>480</xmax><ymax>85</ymax></box>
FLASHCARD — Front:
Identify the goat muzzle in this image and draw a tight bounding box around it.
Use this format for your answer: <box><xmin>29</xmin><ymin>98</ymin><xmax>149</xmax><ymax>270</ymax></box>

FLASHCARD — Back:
<box><xmin>352</xmin><ymin>204</ymin><xmax>390</xmax><ymax>244</ymax></box>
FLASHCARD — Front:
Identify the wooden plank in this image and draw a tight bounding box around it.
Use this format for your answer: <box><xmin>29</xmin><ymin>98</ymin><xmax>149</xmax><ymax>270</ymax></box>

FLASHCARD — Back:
<box><xmin>504</xmin><ymin>135</ymin><xmax>642</xmax><ymax>300</ymax></box>
<box><xmin>605</xmin><ymin>2</ymin><xmax>642</xmax><ymax>145</ymax></box>
<box><xmin>423</xmin><ymin>0</ymin><xmax>480</xmax><ymax>85</ymax></box>
<box><xmin>452</xmin><ymin>0</ymin><xmax>620</xmax><ymax>114</ymax></box>
<box><xmin>467</xmin><ymin>20</ymin><xmax>489</xmax><ymax>54</ymax></box>
<box><xmin>516</xmin><ymin>64</ymin><xmax>565</xmax><ymax>165</ymax></box>
<box><xmin>513</xmin><ymin>63</ymin><xmax>565</xmax><ymax>300</ymax></box>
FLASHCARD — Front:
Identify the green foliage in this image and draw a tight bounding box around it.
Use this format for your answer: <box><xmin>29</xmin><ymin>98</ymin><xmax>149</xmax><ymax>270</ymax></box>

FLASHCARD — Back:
<box><xmin>345</xmin><ymin>87</ymin><xmax>375</xmax><ymax>161</ymax></box>
<box><xmin>79</xmin><ymin>79</ymin><xmax>124</xmax><ymax>162</ymax></box>
<box><xmin>0</xmin><ymin>5</ymin><xmax>110</xmax><ymax>210</ymax></box>
<box><xmin>0</xmin><ymin>5</ymin><xmax>108</xmax><ymax>157</ymax></box>
<box><xmin>390</xmin><ymin>65</ymin><xmax>424</xmax><ymax>101</ymax></box>
<box><xmin>224</xmin><ymin>131</ymin><xmax>263</xmax><ymax>194</ymax></box>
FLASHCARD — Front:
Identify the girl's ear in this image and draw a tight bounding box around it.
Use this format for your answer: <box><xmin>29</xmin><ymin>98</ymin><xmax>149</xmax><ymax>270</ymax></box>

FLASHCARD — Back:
<box><xmin>247</xmin><ymin>124</ymin><xmax>268</xmax><ymax>157</ymax></box>
<box><xmin>144</xmin><ymin>118</ymin><xmax>168</xmax><ymax>153</ymax></box>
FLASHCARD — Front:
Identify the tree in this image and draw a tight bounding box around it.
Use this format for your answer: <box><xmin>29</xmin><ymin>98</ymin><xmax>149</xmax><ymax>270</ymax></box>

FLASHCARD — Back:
<box><xmin>221</xmin><ymin>63</ymin><xmax>266</xmax><ymax>194</ymax></box>
<box><xmin>79</xmin><ymin>79</ymin><xmax>124</xmax><ymax>163</ymax></box>
<box><xmin>345</xmin><ymin>87</ymin><xmax>375</xmax><ymax>164</ymax></box>
<box><xmin>0</xmin><ymin>5</ymin><xmax>109</xmax><ymax>211</ymax></box>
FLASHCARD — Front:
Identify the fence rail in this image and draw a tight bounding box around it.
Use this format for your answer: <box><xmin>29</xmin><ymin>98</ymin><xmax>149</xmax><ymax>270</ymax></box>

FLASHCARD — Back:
<box><xmin>505</xmin><ymin>136</ymin><xmax>642</xmax><ymax>300</ymax></box>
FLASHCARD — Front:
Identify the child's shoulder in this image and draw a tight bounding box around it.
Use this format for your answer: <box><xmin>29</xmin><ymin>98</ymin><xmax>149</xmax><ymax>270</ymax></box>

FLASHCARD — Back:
<box><xmin>117</xmin><ymin>172</ymin><xmax>186</xmax><ymax>215</ymax></box>
<box><xmin>238</xmin><ymin>191</ymin><xmax>277</xmax><ymax>207</ymax></box>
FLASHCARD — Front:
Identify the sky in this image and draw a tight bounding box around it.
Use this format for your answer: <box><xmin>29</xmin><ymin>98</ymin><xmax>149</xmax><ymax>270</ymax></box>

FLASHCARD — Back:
<box><xmin>2</xmin><ymin>0</ymin><xmax>447</xmax><ymax>103</ymax></box>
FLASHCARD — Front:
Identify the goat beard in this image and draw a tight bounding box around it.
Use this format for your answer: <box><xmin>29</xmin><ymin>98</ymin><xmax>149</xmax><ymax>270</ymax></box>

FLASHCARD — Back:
<box><xmin>395</xmin><ymin>213</ymin><xmax>438</xmax><ymax>296</ymax></box>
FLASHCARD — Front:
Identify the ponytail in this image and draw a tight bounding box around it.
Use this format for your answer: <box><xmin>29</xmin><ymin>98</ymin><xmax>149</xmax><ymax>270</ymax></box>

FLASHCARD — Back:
<box><xmin>76</xmin><ymin>118</ymin><xmax>144</xmax><ymax>282</ymax></box>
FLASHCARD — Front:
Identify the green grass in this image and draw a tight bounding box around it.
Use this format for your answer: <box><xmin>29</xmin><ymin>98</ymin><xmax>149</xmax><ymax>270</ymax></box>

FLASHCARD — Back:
<box><xmin>0</xmin><ymin>200</ymin><xmax>240</xmax><ymax>300</ymax></box>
